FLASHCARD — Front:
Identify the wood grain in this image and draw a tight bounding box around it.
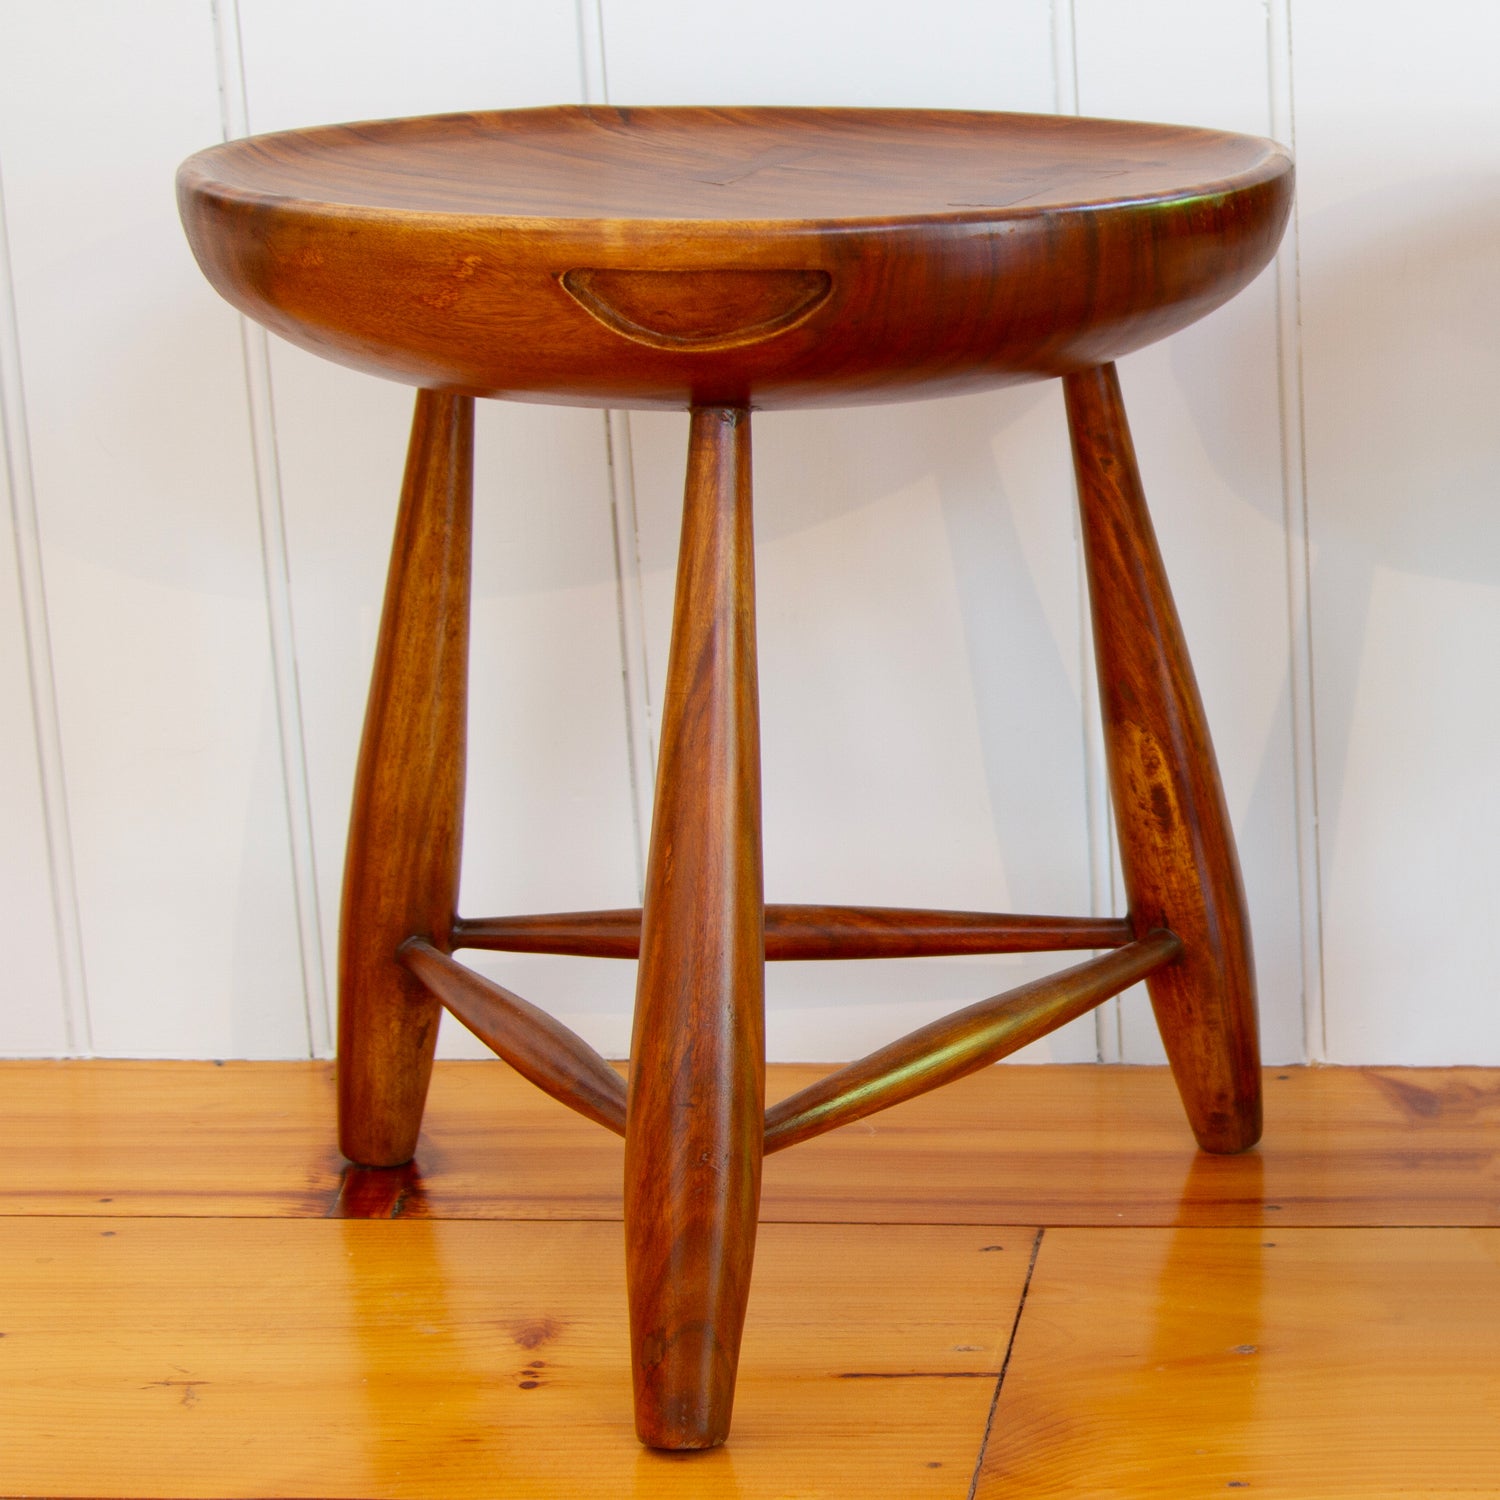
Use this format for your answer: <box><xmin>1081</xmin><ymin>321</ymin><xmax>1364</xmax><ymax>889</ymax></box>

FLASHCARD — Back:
<box><xmin>0</xmin><ymin>1061</ymin><xmax>345</xmax><ymax>1217</ymax></box>
<box><xmin>338</xmin><ymin>390</ymin><xmax>473</xmax><ymax>1167</ymax></box>
<box><xmin>177</xmin><ymin>107</ymin><xmax>1292</xmax><ymax>409</ymax></box>
<box><xmin>758</xmin><ymin>1065</ymin><xmax>1500</xmax><ymax>1230</ymax></box>
<box><xmin>10</xmin><ymin>1067</ymin><xmax>1500</xmax><ymax>1496</ymax></box>
<box><xmin>7</xmin><ymin>1062</ymin><xmax>1500</xmax><ymax>1227</ymax></box>
<box><xmin>176</xmin><ymin>105</ymin><xmax>1294</xmax><ymax>1448</ymax></box>
<box><xmin>454</xmin><ymin>905</ymin><xmax>1133</xmax><ymax>959</ymax></box>
<box><xmin>0</xmin><ymin>1218</ymin><xmax>1026</xmax><ymax>1498</ymax></box>
<box><xmin>625</xmin><ymin>407</ymin><xmax>764</xmax><ymax>1448</ymax></box>
<box><xmin>979</xmin><ymin>1226</ymin><xmax>1500</xmax><ymax>1497</ymax></box>
<box><xmin>399</xmin><ymin>938</ymin><xmax>627</xmax><ymax>1135</ymax></box>
<box><xmin>763</xmin><ymin>932</ymin><xmax>1181</xmax><ymax>1153</ymax></box>
<box><xmin>1067</xmin><ymin>362</ymin><xmax>1262</xmax><ymax>1154</ymax></box>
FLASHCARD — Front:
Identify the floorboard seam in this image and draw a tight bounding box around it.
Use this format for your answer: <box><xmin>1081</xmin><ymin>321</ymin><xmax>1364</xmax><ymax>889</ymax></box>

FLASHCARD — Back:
<box><xmin>966</xmin><ymin>1224</ymin><xmax>1043</xmax><ymax>1500</ymax></box>
<box><xmin>5</xmin><ymin>1211</ymin><xmax>1488</xmax><ymax>1228</ymax></box>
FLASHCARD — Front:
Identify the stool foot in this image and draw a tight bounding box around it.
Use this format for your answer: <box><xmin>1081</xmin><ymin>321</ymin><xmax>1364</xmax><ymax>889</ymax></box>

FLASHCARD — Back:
<box><xmin>1065</xmin><ymin>363</ymin><xmax>1262</xmax><ymax>1154</ymax></box>
<box><xmin>337</xmin><ymin>390</ymin><xmax>474</xmax><ymax>1167</ymax></box>
<box><xmin>625</xmin><ymin>407</ymin><xmax>764</xmax><ymax>1449</ymax></box>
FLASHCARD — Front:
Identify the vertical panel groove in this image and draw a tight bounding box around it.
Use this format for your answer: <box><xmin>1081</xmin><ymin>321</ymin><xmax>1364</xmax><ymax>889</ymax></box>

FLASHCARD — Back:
<box><xmin>603</xmin><ymin>410</ymin><xmax>656</xmax><ymax>900</ymax></box>
<box><xmin>579</xmin><ymin>0</ymin><xmax>655</xmax><ymax>900</ymax></box>
<box><xmin>1267</xmin><ymin>0</ymin><xmax>1324</xmax><ymax>1063</ymax></box>
<box><xmin>1057</xmin><ymin>3</ymin><xmax>1117</xmax><ymax>1063</ymax></box>
<box><xmin>212</xmin><ymin>0</ymin><xmax>332</xmax><ymax>1056</ymax></box>
<box><xmin>576</xmin><ymin>0</ymin><xmax>610</xmax><ymax>105</ymax></box>
<box><xmin>1051</xmin><ymin>0</ymin><xmax>1080</xmax><ymax>116</ymax></box>
<box><xmin>0</xmin><ymin>161</ymin><xmax>92</xmax><ymax>1055</ymax></box>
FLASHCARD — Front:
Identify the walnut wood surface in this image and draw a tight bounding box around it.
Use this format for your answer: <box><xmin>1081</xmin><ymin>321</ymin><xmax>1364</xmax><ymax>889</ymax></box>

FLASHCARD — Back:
<box><xmin>337</xmin><ymin>391</ymin><xmax>472</xmax><ymax>1167</ymax></box>
<box><xmin>624</xmin><ymin>408</ymin><xmax>764</xmax><ymax>1449</ymax></box>
<box><xmin>763</xmin><ymin>931</ymin><xmax>1181</xmax><ymax>1154</ymax></box>
<box><xmin>398</xmin><ymin>939</ymin><xmax>627</xmax><ymax>1136</ymax></box>
<box><xmin>453</xmin><ymin>905</ymin><xmax>1133</xmax><ymax>959</ymax></box>
<box><xmin>1066</xmin><ymin>364</ymin><xmax>1262</xmax><ymax>1155</ymax></box>
<box><xmin>177</xmin><ymin>106</ymin><xmax>1292</xmax><ymax>410</ymax></box>
<box><xmin>176</xmin><ymin>103</ymin><xmax>1296</xmax><ymax>1454</ymax></box>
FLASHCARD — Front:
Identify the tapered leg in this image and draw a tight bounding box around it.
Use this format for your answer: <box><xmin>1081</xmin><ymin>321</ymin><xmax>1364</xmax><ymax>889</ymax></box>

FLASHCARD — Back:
<box><xmin>1065</xmin><ymin>363</ymin><xmax>1261</xmax><ymax>1154</ymax></box>
<box><xmin>625</xmin><ymin>406</ymin><xmax>764</xmax><ymax>1450</ymax></box>
<box><xmin>338</xmin><ymin>390</ymin><xmax>474</xmax><ymax>1167</ymax></box>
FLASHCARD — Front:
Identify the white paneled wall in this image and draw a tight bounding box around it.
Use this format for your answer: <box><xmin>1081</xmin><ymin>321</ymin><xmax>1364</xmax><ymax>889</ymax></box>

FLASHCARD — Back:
<box><xmin>229</xmin><ymin>0</ymin><xmax>641</xmax><ymax>1061</ymax></box>
<box><xmin>0</xmin><ymin>2</ymin><xmax>306</xmax><ymax>1057</ymax></box>
<box><xmin>0</xmin><ymin>187</ymin><xmax>70</xmax><ymax>1053</ymax></box>
<box><xmin>606</xmin><ymin>0</ymin><xmax>1097</xmax><ymax>1062</ymax></box>
<box><xmin>2</xmin><ymin>2</ymin><xmax>1496</xmax><ymax>1066</ymax></box>
<box><xmin>1293</xmin><ymin>0</ymin><xmax>1500</xmax><ymax>1063</ymax></box>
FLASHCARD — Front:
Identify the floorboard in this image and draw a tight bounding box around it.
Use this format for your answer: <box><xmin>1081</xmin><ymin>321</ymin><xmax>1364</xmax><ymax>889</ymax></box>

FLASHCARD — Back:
<box><xmin>0</xmin><ymin>1218</ymin><xmax>1027</xmax><ymax>1499</ymax></box>
<box><xmin>2</xmin><ymin>1061</ymin><xmax>1497</xmax><ymax>1496</ymax></box>
<box><xmin>5</xmin><ymin>1061</ymin><xmax>1498</xmax><ymax>1225</ymax></box>
<box><xmin>979</xmin><ymin>1226</ymin><xmax>1500</xmax><ymax>1497</ymax></box>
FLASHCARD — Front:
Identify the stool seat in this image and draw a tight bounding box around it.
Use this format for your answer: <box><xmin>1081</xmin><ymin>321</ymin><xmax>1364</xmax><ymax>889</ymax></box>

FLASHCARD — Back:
<box><xmin>178</xmin><ymin>106</ymin><xmax>1292</xmax><ymax>410</ymax></box>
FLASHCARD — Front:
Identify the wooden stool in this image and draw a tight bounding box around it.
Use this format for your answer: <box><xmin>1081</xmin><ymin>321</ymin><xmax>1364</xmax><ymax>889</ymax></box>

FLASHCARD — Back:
<box><xmin>178</xmin><ymin>106</ymin><xmax>1293</xmax><ymax>1450</ymax></box>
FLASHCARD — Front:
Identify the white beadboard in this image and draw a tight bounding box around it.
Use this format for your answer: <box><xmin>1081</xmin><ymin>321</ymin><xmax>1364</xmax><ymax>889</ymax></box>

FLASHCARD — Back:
<box><xmin>1293</xmin><ymin>0</ymin><xmax>1500</xmax><ymax>1063</ymax></box>
<box><xmin>4</xmin><ymin>0</ymin><xmax>1499</xmax><ymax>1072</ymax></box>
<box><xmin>234</xmin><ymin>0</ymin><xmax>587</xmax><ymax>132</ymax></box>
<box><xmin>627</xmin><ymin>391</ymin><xmax>1097</xmax><ymax>1063</ymax></box>
<box><xmin>233</xmin><ymin>0</ymin><xmax>642</xmax><ymax>1060</ymax></box>
<box><xmin>0</xmin><ymin>2</ymin><xmax>306</xmax><ymax>1056</ymax></box>
<box><xmin>1073</xmin><ymin>0</ymin><xmax>1273</xmax><ymax>137</ymax></box>
<box><xmin>0</xmin><ymin>270</ymin><xmax>69</xmax><ymax>1053</ymax></box>
<box><xmin>599</xmin><ymin>0</ymin><xmax>1056</xmax><ymax>110</ymax></box>
<box><xmin>604</xmin><ymin>0</ymin><xmax>1100</xmax><ymax>1062</ymax></box>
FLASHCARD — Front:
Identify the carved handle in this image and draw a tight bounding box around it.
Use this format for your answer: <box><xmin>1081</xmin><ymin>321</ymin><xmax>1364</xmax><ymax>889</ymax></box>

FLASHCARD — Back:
<box><xmin>560</xmin><ymin>267</ymin><xmax>831</xmax><ymax>350</ymax></box>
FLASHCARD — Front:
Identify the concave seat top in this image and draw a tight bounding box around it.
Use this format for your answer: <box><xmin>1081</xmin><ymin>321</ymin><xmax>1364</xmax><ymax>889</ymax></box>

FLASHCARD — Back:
<box><xmin>179</xmin><ymin>105</ymin><xmax>1293</xmax><ymax>410</ymax></box>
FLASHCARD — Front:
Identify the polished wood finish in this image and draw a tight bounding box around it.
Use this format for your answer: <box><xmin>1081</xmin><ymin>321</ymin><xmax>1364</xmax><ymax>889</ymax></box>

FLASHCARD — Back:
<box><xmin>560</xmin><ymin>265</ymin><xmax>833</xmax><ymax>351</ymax></box>
<box><xmin>338</xmin><ymin>391</ymin><xmax>473</xmax><ymax>1167</ymax></box>
<box><xmin>979</xmin><ymin>1227</ymin><xmax>1500</xmax><ymax>1498</ymax></box>
<box><xmin>1066</xmin><ymin>362</ymin><xmax>1262</xmax><ymax>1155</ymax></box>
<box><xmin>178</xmin><ymin>107</ymin><xmax>1292</xmax><ymax>410</ymax></box>
<box><xmin>0</xmin><ymin>1061</ymin><xmax>345</xmax><ymax>1218</ymax></box>
<box><xmin>8</xmin><ymin>1065</ymin><xmax>1500</xmax><ymax>1497</ymax></box>
<box><xmin>0</xmin><ymin>1216</ymin><xmax>1024</xmax><ymax>1499</ymax></box>
<box><xmin>763</xmin><ymin>931</ymin><xmax>1180</xmax><ymax>1154</ymax></box>
<box><xmin>454</xmin><ymin>904</ymin><xmax>1133</xmax><ymax>959</ymax></box>
<box><xmin>179</xmin><ymin>105</ymin><xmax>1292</xmax><ymax>1449</ymax></box>
<box><xmin>398</xmin><ymin>938</ymin><xmax>627</xmax><ymax>1136</ymax></box>
<box><xmin>625</xmin><ymin>407</ymin><xmax>764</xmax><ymax>1449</ymax></box>
<box><xmin>10</xmin><ymin>1062</ymin><xmax>1500</xmax><ymax>1228</ymax></box>
<box><xmin>328</xmin><ymin>1161</ymin><xmax>428</xmax><ymax>1220</ymax></box>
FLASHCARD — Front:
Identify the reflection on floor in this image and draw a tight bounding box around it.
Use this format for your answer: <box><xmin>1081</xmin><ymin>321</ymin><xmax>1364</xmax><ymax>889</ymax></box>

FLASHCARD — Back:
<box><xmin>2</xmin><ymin>1061</ymin><xmax>1497</xmax><ymax>1497</ymax></box>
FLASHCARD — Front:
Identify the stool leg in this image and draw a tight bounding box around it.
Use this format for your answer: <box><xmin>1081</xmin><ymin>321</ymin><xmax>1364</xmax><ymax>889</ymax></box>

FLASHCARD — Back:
<box><xmin>338</xmin><ymin>390</ymin><xmax>474</xmax><ymax>1167</ymax></box>
<box><xmin>1064</xmin><ymin>363</ymin><xmax>1262</xmax><ymax>1154</ymax></box>
<box><xmin>625</xmin><ymin>406</ymin><xmax>764</xmax><ymax>1449</ymax></box>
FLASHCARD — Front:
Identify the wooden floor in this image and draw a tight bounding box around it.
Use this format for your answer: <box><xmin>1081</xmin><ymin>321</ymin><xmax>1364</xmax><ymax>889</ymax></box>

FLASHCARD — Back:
<box><xmin>3</xmin><ymin>1062</ymin><xmax>1499</xmax><ymax>1497</ymax></box>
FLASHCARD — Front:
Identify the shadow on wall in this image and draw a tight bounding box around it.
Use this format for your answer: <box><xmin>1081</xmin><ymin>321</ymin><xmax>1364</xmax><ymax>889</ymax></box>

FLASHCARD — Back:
<box><xmin>1179</xmin><ymin>180</ymin><xmax>1500</xmax><ymax>588</ymax></box>
<box><xmin>630</xmin><ymin>383</ymin><xmax>1055</xmax><ymax>564</ymax></box>
<box><xmin>1245</xmin><ymin>187</ymin><xmax>1497</xmax><ymax>877</ymax></box>
<box><xmin>1175</xmin><ymin>179</ymin><xmax>1500</xmax><ymax>1061</ymax></box>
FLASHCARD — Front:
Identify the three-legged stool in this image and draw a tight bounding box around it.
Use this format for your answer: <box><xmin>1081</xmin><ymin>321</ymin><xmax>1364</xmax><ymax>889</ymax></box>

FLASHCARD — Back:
<box><xmin>179</xmin><ymin>106</ymin><xmax>1293</xmax><ymax>1449</ymax></box>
